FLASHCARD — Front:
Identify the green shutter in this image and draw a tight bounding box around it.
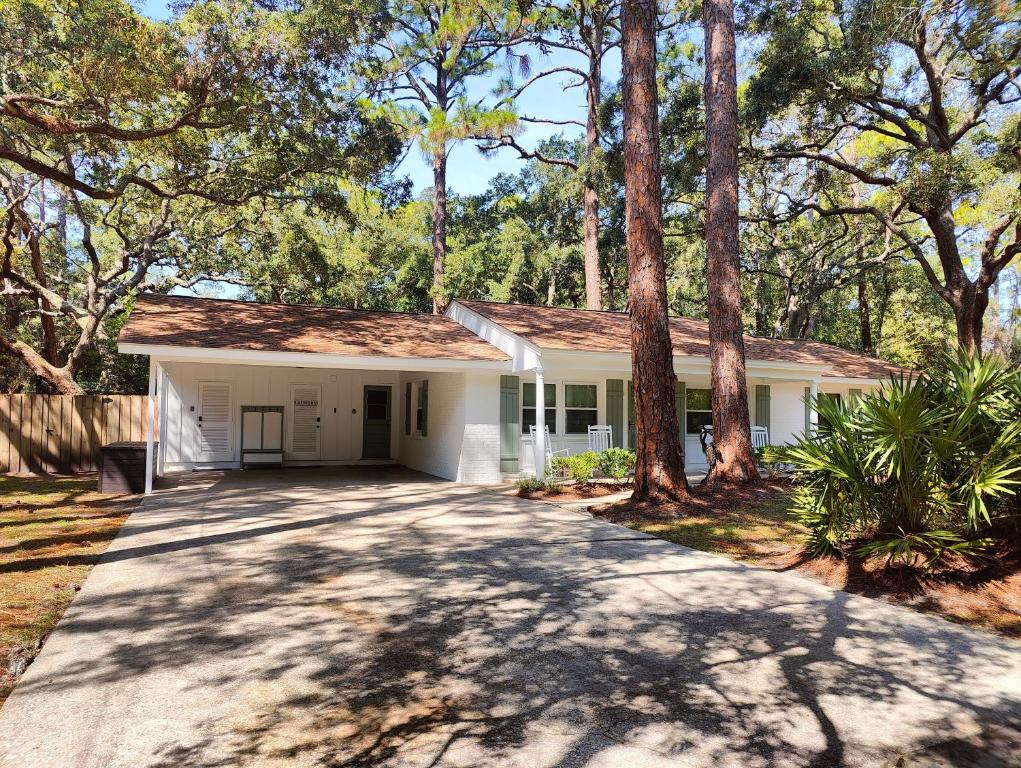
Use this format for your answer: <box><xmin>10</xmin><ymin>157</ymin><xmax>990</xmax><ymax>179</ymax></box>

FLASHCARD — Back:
<box><xmin>627</xmin><ymin>381</ymin><xmax>636</xmax><ymax>449</ymax></box>
<box><xmin>804</xmin><ymin>387</ymin><xmax>811</xmax><ymax>433</ymax></box>
<box><xmin>404</xmin><ymin>382</ymin><xmax>411</xmax><ymax>435</ymax></box>
<box><xmin>500</xmin><ymin>376</ymin><xmax>520</xmax><ymax>472</ymax></box>
<box><xmin>675</xmin><ymin>380</ymin><xmax>686</xmax><ymax>466</ymax></box>
<box><xmin>675</xmin><ymin>380</ymin><xmax>686</xmax><ymax>440</ymax></box>
<box><xmin>849</xmin><ymin>388</ymin><xmax>862</xmax><ymax>409</ymax></box>
<box><xmin>754</xmin><ymin>384</ymin><xmax>770</xmax><ymax>432</ymax></box>
<box><xmin>420</xmin><ymin>380</ymin><xmax>428</xmax><ymax>437</ymax></box>
<box><xmin>606</xmin><ymin>379</ymin><xmax>624</xmax><ymax>448</ymax></box>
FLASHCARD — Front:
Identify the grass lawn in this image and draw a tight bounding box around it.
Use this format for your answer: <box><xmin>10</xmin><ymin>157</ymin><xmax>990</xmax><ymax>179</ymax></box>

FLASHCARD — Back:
<box><xmin>591</xmin><ymin>480</ymin><xmax>1021</xmax><ymax>640</ymax></box>
<box><xmin>0</xmin><ymin>475</ymin><xmax>137</xmax><ymax>705</ymax></box>
<box><xmin>626</xmin><ymin>484</ymin><xmax>804</xmax><ymax>561</ymax></box>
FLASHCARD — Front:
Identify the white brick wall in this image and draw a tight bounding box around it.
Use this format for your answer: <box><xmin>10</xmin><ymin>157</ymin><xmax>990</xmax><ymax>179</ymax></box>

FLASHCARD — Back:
<box><xmin>396</xmin><ymin>370</ymin><xmax>504</xmax><ymax>484</ymax></box>
<box><xmin>458</xmin><ymin>372</ymin><xmax>502</xmax><ymax>483</ymax></box>
<box><xmin>398</xmin><ymin>370</ymin><xmax>466</xmax><ymax>481</ymax></box>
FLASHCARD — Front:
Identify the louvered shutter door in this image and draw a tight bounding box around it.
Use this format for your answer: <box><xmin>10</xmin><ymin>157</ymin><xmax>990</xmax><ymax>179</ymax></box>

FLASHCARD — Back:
<box><xmin>290</xmin><ymin>385</ymin><xmax>321</xmax><ymax>458</ymax></box>
<box><xmin>198</xmin><ymin>382</ymin><xmax>232</xmax><ymax>460</ymax></box>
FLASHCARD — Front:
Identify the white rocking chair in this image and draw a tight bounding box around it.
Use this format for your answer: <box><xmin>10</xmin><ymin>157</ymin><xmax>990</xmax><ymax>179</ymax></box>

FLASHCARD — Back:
<box><xmin>529</xmin><ymin>424</ymin><xmax>568</xmax><ymax>471</ymax></box>
<box><xmin>751</xmin><ymin>425</ymin><xmax>769</xmax><ymax>449</ymax></box>
<box><xmin>587</xmin><ymin>425</ymin><xmax>613</xmax><ymax>452</ymax></box>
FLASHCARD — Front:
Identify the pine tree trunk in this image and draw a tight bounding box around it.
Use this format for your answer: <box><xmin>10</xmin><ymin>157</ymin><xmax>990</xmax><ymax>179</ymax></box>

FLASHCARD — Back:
<box><xmin>622</xmin><ymin>0</ymin><xmax>690</xmax><ymax>503</ymax></box>
<box><xmin>431</xmin><ymin>148</ymin><xmax>447</xmax><ymax>315</ymax></box>
<box><xmin>582</xmin><ymin>22</ymin><xmax>603</xmax><ymax>310</ymax></box>
<box><xmin>703</xmin><ymin>0</ymin><xmax>758</xmax><ymax>484</ymax></box>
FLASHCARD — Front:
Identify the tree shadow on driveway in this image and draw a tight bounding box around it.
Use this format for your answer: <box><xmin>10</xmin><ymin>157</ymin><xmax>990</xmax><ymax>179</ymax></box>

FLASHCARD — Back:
<box><xmin>1</xmin><ymin>468</ymin><xmax>1018</xmax><ymax>768</ymax></box>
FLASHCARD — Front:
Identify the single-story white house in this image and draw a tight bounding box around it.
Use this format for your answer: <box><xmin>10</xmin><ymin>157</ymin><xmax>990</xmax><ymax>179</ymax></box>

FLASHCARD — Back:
<box><xmin>119</xmin><ymin>295</ymin><xmax>904</xmax><ymax>492</ymax></box>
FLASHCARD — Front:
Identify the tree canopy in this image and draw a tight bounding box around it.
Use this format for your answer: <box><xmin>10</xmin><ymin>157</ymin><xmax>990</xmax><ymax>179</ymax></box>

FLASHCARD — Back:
<box><xmin>1</xmin><ymin>0</ymin><xmax>1018</xmax><ymax>394</ymax></box>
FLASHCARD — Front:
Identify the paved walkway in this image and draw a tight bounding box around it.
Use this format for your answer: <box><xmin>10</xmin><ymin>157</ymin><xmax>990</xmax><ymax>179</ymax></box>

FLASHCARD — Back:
<box><xmin>0</xmin><ymin>468</ymin><xmax>1018</xmax><ymax>767</ymax></box>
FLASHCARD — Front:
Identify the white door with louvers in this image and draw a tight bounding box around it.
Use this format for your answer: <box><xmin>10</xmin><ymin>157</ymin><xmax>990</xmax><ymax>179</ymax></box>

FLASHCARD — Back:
<box><xmin>289</xmin><ymin>384</ymin><xmax>321</xmax><ymax>460</ymax></box>
<box><xmin>197</xmin><ymin>381</ymin><xmax>233</xmax><ymax>462</ymax></box>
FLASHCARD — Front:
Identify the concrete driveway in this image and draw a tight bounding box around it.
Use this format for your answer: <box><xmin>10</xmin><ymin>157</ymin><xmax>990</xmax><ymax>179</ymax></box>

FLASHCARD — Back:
<box><xmin>0</xmin><ymin>468</ymin><xmax>1018</xmax><ymax>768</ymax></box>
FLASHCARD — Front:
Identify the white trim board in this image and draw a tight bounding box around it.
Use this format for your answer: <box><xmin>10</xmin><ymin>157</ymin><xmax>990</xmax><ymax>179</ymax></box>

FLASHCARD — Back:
<box><xmin>119</xmin><ymin>343</ymin><xmax>511</xmax><ymax>372</ymax></box>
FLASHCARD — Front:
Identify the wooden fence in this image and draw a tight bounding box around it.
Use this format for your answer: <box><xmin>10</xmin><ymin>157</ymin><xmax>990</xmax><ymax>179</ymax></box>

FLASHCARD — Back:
<box><xmin>0</xmin><ymin>394</ymin><xmax>155</xmax><ymax>475</ymax></box>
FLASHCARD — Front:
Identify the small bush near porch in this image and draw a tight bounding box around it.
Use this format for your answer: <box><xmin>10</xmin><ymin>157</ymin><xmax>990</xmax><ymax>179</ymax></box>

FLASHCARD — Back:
<box><xmin>0</xmin><ymin>476</ymin><xmax>135</xmax><ymax>705</ymax></box>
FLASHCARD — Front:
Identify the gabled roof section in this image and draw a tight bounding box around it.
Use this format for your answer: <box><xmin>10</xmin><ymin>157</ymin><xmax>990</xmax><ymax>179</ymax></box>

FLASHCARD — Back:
<box><xmin>454</xmin><ymin>299</ymin><xmax>906</xmax><ymax>379</ymax></box>
<box><xmin>120</xmin><ymin>295</ymin><xmax>510</xmax><ymax>362</ymax></box>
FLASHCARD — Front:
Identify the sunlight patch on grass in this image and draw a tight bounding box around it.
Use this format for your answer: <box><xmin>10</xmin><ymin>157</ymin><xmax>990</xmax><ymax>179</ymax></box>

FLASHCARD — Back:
<box><xmin>625</xmin><ymin>493</ymin><xmax>805</xmax><ymax>561</ymax></box>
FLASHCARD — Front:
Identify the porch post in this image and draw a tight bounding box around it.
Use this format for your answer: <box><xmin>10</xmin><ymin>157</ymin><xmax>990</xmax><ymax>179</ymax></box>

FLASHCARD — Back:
<box><xmin>808</xmin><ymin>378</ymin><xmax>819</xmax><ymax>436</ymax></box>
<box><xmin>144</xmin><ymin>357</ymin><xmax>157</xmax><ymax>495</ymax></box>
<box><xmin>534</xmin><ymin>367</ymin><xmax>546</xmax><ymax>480</ymax></box>
<box><xmin>156</xmin><ymin>364</ymin><xmax>167</xmax><ymax>478</ymax></box>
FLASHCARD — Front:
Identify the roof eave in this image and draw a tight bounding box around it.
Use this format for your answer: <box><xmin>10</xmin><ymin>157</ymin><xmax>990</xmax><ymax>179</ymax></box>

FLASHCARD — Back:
<box><xmin>118</xmin><ymin>342</ymin><xmax>511</xmax><ymax>371</ymax></box>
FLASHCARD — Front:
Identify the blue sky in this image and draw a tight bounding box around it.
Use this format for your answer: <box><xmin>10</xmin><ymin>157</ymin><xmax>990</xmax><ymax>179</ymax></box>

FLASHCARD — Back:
<box><xmin>136</xmin><ymin>1</ymin><xmax>617</xmax><ymax>196</ymax></box>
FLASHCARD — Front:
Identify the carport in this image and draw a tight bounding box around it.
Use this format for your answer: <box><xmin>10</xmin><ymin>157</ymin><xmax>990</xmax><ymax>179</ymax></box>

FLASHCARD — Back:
<box><xmin>117</xmin><ymin>295</ymin><xmax>511</xmax><ymax>492</ymax></box>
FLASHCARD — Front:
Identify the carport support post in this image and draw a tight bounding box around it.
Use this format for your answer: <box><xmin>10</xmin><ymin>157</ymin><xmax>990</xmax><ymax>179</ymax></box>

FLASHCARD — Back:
<box><xmin>144</xmin><ymin>358</ymin><xmax>157</xmax><ymax>495</ymax></box>
<box><xmin>808</xmin><ymin>378</ymin><xmax>819</xmax><ymax>436</ymax></box>
<box><xmin>534</xmin><ymin>367</ymin><xmax>546</xmax><ymax>480</ymax></box>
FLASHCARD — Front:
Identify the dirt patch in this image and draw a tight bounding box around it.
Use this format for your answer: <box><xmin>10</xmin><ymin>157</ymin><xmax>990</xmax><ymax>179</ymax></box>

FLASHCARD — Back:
<box><xmin>519</xmin><ymin>482</ymin><xmax>631</xmax><ymax>502</ymax></box>
<box><xmin>590</xmin><ymin>479</ymin><xmax>1021</xmax><ymax>639</ymax></box>
<box><xmin>0</xmin><ymin>474</ymin><xmax>136</xmax><ymax>705</ymax></box>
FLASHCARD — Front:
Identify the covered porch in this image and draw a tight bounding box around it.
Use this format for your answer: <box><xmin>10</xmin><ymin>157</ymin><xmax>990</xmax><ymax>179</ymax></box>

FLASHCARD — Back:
<box><xmin>510</xmin><ymin>357</ymin><xmax>863</xmax><ymax>479</ymax></box>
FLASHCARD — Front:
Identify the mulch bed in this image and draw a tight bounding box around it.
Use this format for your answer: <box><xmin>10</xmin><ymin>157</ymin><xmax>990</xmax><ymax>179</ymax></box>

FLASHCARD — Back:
<box><xmin>589</xmin><ymin>477</ymin><xmax>1021</xmax><ymax>639</ymax></box>
<box><xmin>591</xmin><ymin>477</ymin><xmax>793</xmax><ymax>521</ymax></box>
<box><xmin>771</xmin><ymin>544</ymin><xmax>1021</xmax><ymax>638</ymax></box>
<box><xmin>518</xmin><ymin>481</ymin><xmax>632</xmax><ymax>502</ymax></box>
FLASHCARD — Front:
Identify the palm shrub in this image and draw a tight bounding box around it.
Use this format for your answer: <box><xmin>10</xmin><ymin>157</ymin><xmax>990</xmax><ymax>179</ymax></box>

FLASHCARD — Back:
<box><xmin>776</xmin><ymin>349</ymin><xmax>1021</xmax><ymax>568</ymax></box>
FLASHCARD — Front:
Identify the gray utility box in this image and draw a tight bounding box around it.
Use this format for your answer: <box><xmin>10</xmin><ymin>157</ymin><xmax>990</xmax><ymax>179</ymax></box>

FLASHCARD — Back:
<box><xmin>240</xmin><ymin>406</ymin><xmax>284</xmax><ymax>468</ymax></box>
<box><xmin>99</xmin><ymin>441</ymin><xmax>157</xmax><ymax>495</ymax></box>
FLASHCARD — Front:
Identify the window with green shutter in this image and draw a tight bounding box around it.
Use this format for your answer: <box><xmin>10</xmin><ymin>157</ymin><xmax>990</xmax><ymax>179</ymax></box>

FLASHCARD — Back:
<box><xmin>404</xmin><ymin>382</ymin><xmax>411</xmax><ymax>435</ymax></box>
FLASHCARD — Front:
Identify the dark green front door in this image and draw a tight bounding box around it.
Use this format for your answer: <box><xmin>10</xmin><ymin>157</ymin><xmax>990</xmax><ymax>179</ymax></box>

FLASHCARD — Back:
<box><xmin>362</xmin><ymin>386</ymin><xmax>392</xmax><ymax>459</ymax></box>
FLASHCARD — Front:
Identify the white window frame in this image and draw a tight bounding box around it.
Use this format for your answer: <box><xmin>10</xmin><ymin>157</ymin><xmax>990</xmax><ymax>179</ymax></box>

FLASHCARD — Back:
<box><xmin>563</xmin><ymin>381</ymin><xmax>599</xmax><ymax>436</ymax></box>
<box><xmin>521</xmin><ymin>380</ymin><xmax>558</xmax><ymax>435</ymax></box>
<box><xmin>685</xmin><ymin>387</ymin><xmax>713</xmax><ymax>435</ymax></box>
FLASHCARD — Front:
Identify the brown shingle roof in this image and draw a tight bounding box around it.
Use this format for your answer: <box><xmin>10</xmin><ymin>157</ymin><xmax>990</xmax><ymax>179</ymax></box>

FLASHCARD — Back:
<box><xmin>455</xmin><ymin>300</ymin><xmax>905</xmax><ymax>379</ymax></box>
<box><xmin>120</xmin><ymin>295</ymin><xmax>509</xmax><ymax>362</ymax></box>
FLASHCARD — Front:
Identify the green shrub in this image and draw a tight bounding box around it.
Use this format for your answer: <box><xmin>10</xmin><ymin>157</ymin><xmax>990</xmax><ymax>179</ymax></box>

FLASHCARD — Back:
<box><xmin>778</xmin><ymin>349</ymin><xmax>1021</xmax><ymax>569</ymax></box>
<box><xmin>597</xmin><ymin>448</ymin><xmax>636</xmax><ymax>480</ymax></box>
<box><xmin>516</xmin><ymin>476</ymin><xmax>562</xmax><ymax>494</ymax></box>
<box><xmin>517</xmin><ymin>476</ymin><xmax>546</xmax><ymax>493</ymax></box>
<box><xmin>559</xmin><ymin>451</ymin><xmax>600</xmax><ymax>485</ymax></box>
<box><xmin>550</xmin><ymin>456</ymin><xmax>569</xmax><ymax>477</ymax></box>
